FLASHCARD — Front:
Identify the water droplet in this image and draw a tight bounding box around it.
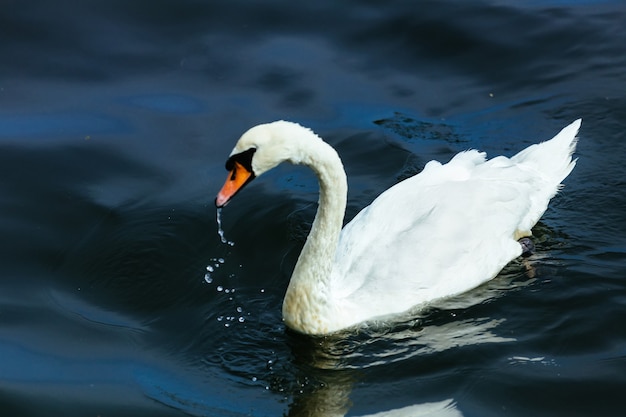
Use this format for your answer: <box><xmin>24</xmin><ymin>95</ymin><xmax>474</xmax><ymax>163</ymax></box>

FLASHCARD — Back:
<box><xmin>204</xmin><ymin>273</ymin><xmax>213</xmax><ymax>284</ymax></box>
<box><xmin>236</xmin><ymin>306</ymin><xmax>243</xmax><ymax>313</ymax></box>
<box><xmin>225</xmin><ymin>288</ymin><xmax>230</xmax><ymax>294</ymax></box>
<box><xmin>218</xmin><ymin>258</ymin><xmax>225</xmax><ymax>263</ymax></box>
<box><xmin>251</xmin><ymin>376</ymin><xmax>257</xmax><ymax>382</ymax></box>
<box><xmin>224</xmin><ymin>323</ymin><xmax>230</xmax><ymax>328</ymax></box>
<box><xmin>217</xmin><ymin>286</ymin><xmax>223</xmax><ymax>292</ymax></box>
<box><xmin>217</xmin><ymin>316</ymin><xmax>223</xmax><ymax>321</ymax></box>
<box><xmin>206</xmin><ymin>265</ymin><xmax>214</xmax><ymax>273</ymax></box>
<box><xmin>216</xmin><ymin>208</ymin><xmax>235</xmax><ymax>246</ymax></box>
<box><xmin>238</xmin><ymin>317</ymin><xmax>245</xmax><ymax>323</ymax></box>
<box><xmin>260</xmin><ymin>289</ymin><xmax>265</xmax><ymax>293</ymax></box>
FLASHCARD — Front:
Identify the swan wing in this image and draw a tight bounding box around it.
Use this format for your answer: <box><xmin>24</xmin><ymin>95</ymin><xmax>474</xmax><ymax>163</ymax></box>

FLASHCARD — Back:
<box><xmin>330</xmin><ymin>149</ymin><xmax>548</xmax><ymax>319</ymax></box>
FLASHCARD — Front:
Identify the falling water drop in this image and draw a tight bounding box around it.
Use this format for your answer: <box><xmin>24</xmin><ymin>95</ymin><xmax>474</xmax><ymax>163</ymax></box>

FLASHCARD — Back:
<box><xmin>216</xmin><ymin>208</ymin><xmax>235</xmax><ymax>246</ymax></box>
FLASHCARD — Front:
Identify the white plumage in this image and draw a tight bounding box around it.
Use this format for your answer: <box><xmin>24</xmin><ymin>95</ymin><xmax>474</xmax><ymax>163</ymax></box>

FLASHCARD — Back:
<box><xmin>216</xmin><ymin>119</ymin><xmax>580</xmax><ymax>335</ymax></box>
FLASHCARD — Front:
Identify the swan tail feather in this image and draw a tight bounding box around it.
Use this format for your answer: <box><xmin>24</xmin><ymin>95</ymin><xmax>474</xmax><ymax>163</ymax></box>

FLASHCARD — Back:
<box><xmin>512</xmin><ymin>119</ymin><xmax>580</xmax><ymax>187</ymax></box>
<box><xmin>512</xmin><ymin>119</ymin><xmax>580</xmax><ymax>232</ymax></box>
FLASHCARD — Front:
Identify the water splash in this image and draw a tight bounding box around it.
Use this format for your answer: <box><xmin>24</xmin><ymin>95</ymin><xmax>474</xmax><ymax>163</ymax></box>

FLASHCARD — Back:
<box><xmin>216</xmin><ymin>207</ymin><xmax>235</xmax><ymax>246</ymax></box>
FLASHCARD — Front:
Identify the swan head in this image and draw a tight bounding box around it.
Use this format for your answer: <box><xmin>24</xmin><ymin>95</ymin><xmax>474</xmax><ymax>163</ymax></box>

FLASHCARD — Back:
<box><xmin>215</xmin><ymin>121</ymin><xmax>312</xmax><ymax>207</ymax></box>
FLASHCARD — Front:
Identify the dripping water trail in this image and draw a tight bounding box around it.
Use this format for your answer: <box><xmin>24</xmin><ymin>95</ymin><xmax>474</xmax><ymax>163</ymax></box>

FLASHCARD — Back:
<box><xmin>216</xmin><ymin>207</ymin><xmax>235</xmax><ymax>246</ymax></box>
<box><xmin>205</xmin><ymin>207</ymin><xmax>235</xmax><ymax>285</ymax></box>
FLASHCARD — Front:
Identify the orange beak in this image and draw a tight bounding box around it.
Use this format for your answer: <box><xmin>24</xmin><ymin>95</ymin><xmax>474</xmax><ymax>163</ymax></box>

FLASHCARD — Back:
<box><xmin>215</xmin><ymin>161</ymin><xmax>254</xmax><ymax>207</ymax></box>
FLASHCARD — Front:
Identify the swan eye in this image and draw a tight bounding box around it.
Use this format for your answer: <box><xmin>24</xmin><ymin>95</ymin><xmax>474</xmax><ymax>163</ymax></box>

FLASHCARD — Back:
<box><xmin>225</xmin><ymin>148</ymin><xmax>256</xmax><ymax>173</ymax></box>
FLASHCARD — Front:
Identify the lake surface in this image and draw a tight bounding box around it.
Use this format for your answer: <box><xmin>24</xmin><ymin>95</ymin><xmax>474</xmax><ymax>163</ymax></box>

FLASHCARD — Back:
<box><xmin>1</xmin><ymin>1</ymin><xmax>625</xmax><ymax>416</ymax></box>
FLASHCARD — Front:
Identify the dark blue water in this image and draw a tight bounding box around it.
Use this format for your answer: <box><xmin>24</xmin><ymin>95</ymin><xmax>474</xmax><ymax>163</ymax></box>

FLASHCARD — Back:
<box><xmin>1</xmin><ymin>1</ymin><xmax>625</xmax><ymax>416</ymax></box>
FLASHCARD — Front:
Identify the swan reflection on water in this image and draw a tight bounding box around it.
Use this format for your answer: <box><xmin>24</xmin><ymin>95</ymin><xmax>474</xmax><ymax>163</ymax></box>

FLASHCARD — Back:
<box><xmin>282</xmin><ymin>279</ymin><xmax>532</xmax><ymax>416</ymax></box>
<box><xmin>283</xmin><ymin>319</ymin><xmax>508</xmax><ymax>417</ymax></box>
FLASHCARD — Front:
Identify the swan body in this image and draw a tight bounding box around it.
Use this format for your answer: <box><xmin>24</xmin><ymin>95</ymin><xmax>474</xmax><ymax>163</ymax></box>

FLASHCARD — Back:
<box><xmin>216</xmin><ymin>119</ymin><xmax>580</xmax><ymax>335</ymax></box>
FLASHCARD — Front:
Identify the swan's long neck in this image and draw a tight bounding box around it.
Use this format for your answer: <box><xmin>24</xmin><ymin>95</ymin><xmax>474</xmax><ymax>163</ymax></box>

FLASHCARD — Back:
<box><xmin>281</xmin><ymin>131</ymin><xmax>347</xmax><ymax>335</ymax></box>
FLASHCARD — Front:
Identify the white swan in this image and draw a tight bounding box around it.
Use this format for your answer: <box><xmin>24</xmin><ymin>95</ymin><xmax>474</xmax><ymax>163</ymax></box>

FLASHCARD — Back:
<box><xmin>215</xmin><ymin>119</ymin><xmax>580</xmax><ymax>335</ymax></box>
